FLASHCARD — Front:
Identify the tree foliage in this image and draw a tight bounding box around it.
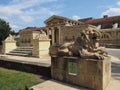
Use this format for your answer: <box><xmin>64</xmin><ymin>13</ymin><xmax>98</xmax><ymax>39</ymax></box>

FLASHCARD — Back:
<box><xmin>25</xmin><ymin>27</ymin><xmax>36</xmax><ymax>29</ymax></box>
<box><xmin>0</xmin><ymin>18</ymin><xmax>12</xmax><ymax>45</ymax></box>
<box><xmin>10</xmin><ymin>30</ymin><xmax>16</xmax><ymax>35</ymax></box>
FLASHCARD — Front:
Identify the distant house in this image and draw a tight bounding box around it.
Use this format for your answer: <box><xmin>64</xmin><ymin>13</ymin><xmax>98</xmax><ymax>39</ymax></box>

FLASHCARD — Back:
<box><xmin>79</xmin><ymin>15</ymin><xmax>120</xmax><ymax>48</ymax></box>
<box><xmin>19</xmin><ymin>27</ymin><xmax>48</xmax><ymax>46</ymax></box>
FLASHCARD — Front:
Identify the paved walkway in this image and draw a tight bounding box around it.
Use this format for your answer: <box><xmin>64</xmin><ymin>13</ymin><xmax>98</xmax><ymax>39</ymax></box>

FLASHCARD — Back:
<box><xmin>30</xmin><ymin>80</ymin><xmax>90</xmax><ymax>90</ymax></box>
<box><xmin>30</xmin><ymin>56</ymin><xmax>120</xmax><ymax>90</ymax></box>
<box><xmin>106</xmin><ymin>56</ymin><xmax>120</xmax><ymax>90</ymax></box>
<box><xmin>106</xmin><ymin>48</ymin><xmax>120</xmax><ymax>59</ymax></box>
<box><xmin>0</xmin><ymin>54</ymin><xmax>51</xmax><ymax>67</ymax></box>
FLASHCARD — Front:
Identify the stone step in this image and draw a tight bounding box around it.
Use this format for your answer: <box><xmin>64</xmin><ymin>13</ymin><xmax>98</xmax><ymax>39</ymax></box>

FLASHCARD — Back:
<box><xmin>16</xmin><ymin>47</ymin><xmax>33</xmax><ymax>49</ymax></box>
<box><xmin>6</xmin><ymin>52</ymin><xmax>31</xmax><ymax>57</ymax></box>
<box><xmin>14</xmin><ymin>48</ymin><xmax>33</xmax><ymax>51</ymax></box>
<box><xmin>7</xmin><ymin>46</ymin><xmax>33</xmax><ymax>57</ymax></box>
<box><xmin>16</xmin><ymin>46</ymin><xmax>33</xmax><ymax>49</ymax></box>
<box><xmin>10</xmin><ymin>50</ymin><xmax>32</xmax><ymax>54</ymax></box>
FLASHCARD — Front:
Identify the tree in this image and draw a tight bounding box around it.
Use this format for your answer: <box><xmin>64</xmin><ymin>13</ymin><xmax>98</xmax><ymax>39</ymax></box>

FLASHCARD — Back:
<box><xmin>0</xmin><ymin>18</ymin><xmax>11</xmax><ymax>45</ymax></box>
<box><xmin>10</xmin><ymin>30</ymin><xmax>16</xmax><ymax>35</ymax></box>
<box><xmin>25</xmin><ymin>27</ymin><xmax>36</xmax><ymax>29</ymax></box>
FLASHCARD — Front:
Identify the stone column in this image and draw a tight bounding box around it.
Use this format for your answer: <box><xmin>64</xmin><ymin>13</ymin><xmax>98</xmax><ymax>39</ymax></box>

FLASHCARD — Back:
<box><xmin>57</xmin><ymin>26</ymin><xmax>60</xmax><ymax>45</ymax></box>
<box><xmin>51</xmin><ymin>28</ymin><xmax>55</xmax><ymax>45</ymax></box>
<box><xmin>2</xmin><ymin>34</ymin><xmax>16</xmax><ymax>54</ymax></box>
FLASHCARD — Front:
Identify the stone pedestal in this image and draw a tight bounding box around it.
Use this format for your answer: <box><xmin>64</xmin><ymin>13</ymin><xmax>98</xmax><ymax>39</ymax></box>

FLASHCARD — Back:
<box><xmin>51</xmin><ymin>56</ymin><xmax>111</xmax><ymax>90</ymax></box>
<box><xmin>2</xmin><ymin>35</ymin><xmax>16</xmax><ymax>54</ymax></box>
<box><xmin>32</xmin><ymin>39</ymin><xmax>50</xmax><ymax>58</ymax></box>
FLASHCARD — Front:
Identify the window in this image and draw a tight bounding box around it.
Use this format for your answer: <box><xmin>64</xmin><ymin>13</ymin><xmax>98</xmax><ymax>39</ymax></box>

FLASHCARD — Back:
<box><xmin>96</xmin><ymin>25</ymin><xmax>101</xmax><ymax>30</ymax></box>
<box><xmin>101</xmin><ymin>33</ymin><xmax>110</xmax><ymax>39</ymax></box>
<box><xmin>117</xmin><ymin>32</ymin><xmax>120</xmax><ymax>38</ymax></box>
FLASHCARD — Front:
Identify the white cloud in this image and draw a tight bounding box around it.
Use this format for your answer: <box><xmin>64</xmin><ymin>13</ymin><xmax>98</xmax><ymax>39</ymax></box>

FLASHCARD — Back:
<box><xmin>38</xmin><ymin>8</ymin><xmax>58</xmax><ymax>15</ymax></box>
<box><xmin>0</xmin><ymin>0</ymin><xmax>59</xmax><ymax>31</ymax></box>
<box><xmin>10</xmin><ymin>24</ymin><xmax>19</xmax><ymax>29</ymax></box>
<box><xmin>101</xmin><ymin>1</ymin><xmax>120</xmax><ymax>16</ymax></box>
<box><xmin>98</xmin><ymin>5</ymin><xmax>112</xmax><ymax>9</ymax></box>
<box><xmin>102</xmin><ymin>8</ymin><xmax>120</xmax><ymax>16</ymax></box>
<box><xmin>116</xmin><ymin>1</ymin><xmax>120</xmax><ymax>6</ymax></box>
<box><xmin>72</xmin><ymin>15</ymin><xmax>80</xmax><ymax>20</ymax></box>
<box><xmin>4</xmin><ymin>0</ymin><xmax>58</xmax><ymax>16</ymax></box>
<box><xmin>20</xmin><ymin>16</ymin><xmax>34</xmax><ymax>23</ymax></box>
<box><xmin>0</xmin><ymin>15</ymin><xmax>8</xmax><ymax>20</ymax></box>
<box><xmin>0</xmin><ymin>6</ymin><xmax>21</xmax><ymax>15</ymax></box>
<box><xmin>10</xmin><ymin>0</ymin><xmax>57</xmax><ymax>9</ymax></box>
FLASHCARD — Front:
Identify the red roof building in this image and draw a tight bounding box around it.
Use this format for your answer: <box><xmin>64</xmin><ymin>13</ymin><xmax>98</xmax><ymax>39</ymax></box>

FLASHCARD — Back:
<box><xmin>19</xmin><ymin>27</ymin><xmax>47</xmax><ymax>34</ymax></box>
<box><xmin>18</xmin><ymin>27</ymin><xmax>48</xmax><ymax>46</ymax></box>
<box><xmin>79</xmin><ymin>15</ymin><xmax>120</xmax><ymax>29</ymax></box>
<box><xmin>79</xmin><ymin>15</ymin><xmax>120</xmax><ymax>48</ymax></box>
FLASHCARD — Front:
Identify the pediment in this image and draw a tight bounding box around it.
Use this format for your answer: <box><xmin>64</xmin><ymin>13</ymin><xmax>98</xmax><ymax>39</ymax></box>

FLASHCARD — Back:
<box><xmin>44</xmin><ymin>15</ymin><xmax>66</xmax><ymax>24</ymax></box>
<box><xmin>44</xmin><ymin>15</ymin><xmax>84</xmax><ymax>26</ymax></box>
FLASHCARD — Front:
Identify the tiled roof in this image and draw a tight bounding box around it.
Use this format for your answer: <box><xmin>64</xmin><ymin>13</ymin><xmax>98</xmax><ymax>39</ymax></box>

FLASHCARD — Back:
<box><xmin>84</xmin><ymin>15</ymin><xmax>120</xmax><ymax>24</ymax></box>
<box><xmin>19</xmin><ymin>27</ymin><xmax>47</xmax><ymax>33</ymax></box>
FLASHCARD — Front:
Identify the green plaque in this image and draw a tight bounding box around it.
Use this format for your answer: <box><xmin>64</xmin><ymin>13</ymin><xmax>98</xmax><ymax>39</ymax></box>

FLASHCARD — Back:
<box><xmin>68</xmin><ymin>61</ymin><xmax>77</xmax><ymax>75</ymax></box>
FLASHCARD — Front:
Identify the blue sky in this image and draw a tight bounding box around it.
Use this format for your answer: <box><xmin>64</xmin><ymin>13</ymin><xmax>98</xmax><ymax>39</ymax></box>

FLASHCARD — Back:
<box><xmin>0</xmin><ymin>0</ymin><xmax>120</xmax><ymax>32</ymax></box>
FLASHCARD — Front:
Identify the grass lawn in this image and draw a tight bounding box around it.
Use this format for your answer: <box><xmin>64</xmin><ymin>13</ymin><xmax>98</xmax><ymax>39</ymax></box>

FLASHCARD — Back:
<box><xmin>0</xmin><ymin>67</ymin><xmax>46</xmax><ymax>90</ymax></box>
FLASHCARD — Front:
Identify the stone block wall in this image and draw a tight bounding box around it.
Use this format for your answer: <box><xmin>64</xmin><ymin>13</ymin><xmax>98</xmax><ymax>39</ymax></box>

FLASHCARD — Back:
<box><xmin>2</xmin><ymin>41</ymin><xmax>16</xmax><ymax>54</ymax></box>
<box><xmin>19</xmin><ymin>32</ymin><xmax>32</xmax><ymax>46</ymax></box>
<box><xmin>2</xmin><ymin>34</ymin><xmax>17</xmax><ymax>54</ymax></box>
<box><xmin>51</xmin><ymin>56</ymin><xmax>111</xmax><ymax>90</ymax></box>
<box><xmin>32</xmin><ymin>39</ymin><xmax>50</xmax><ymax>58</ymax></box>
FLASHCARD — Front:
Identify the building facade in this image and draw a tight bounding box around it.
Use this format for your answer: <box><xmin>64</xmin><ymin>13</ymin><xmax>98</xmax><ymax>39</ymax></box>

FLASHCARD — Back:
<box><xmin>44</xmin><ymin>15</ymin><xmax>95</xmax><ymax>46</ymax></box>
<box><xmin>18</xmin><ymin>15</ymin><xmax>120</xmax><ymax>48</ymax></box>
<box><xmin>79</xmin><ymin>15</ymin><xmax>120</xmax><ymax>48</ymax></box>
<box><xmin>19</xmin><ymin>27</ymin><xmax>48</xmax><ymax>46</ymax></box>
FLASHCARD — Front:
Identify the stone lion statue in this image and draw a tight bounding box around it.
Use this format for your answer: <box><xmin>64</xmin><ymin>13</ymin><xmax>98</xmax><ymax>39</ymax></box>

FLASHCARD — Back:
<box><xmin>58</xmin><ymin>29</ymin><xmax>108</xmax><ymax>60</ymax></box>
<box><xmin>35</xmin><ymin>30</ymin><xmax>48</xmax><ymax>39</ymax></box>
<box><xmin>5</xmin><ymin>34</ymin><xmax>15</xmax><ymax>42</ymax></box>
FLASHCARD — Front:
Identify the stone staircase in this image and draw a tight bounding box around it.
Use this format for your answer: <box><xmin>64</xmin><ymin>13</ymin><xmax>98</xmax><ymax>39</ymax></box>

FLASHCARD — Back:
<box><xmin>7</xmin><ymin>46</ymin><xmax>33</xmax><ymax>57</ymax></box>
